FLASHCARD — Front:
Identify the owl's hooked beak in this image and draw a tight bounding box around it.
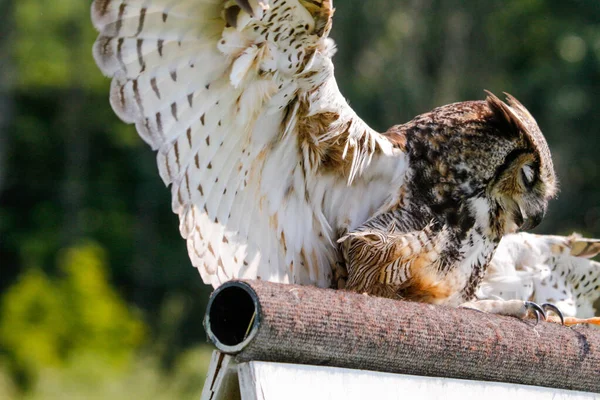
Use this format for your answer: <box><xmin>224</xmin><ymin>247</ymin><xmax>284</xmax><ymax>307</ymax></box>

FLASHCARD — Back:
<box><xmin>518</xmin><ymin>203</ymin><xmax>546</xmax><ymax>231</ymax></box>
<box><xmin>521</xmin><ymin>211</ymin><xmax>544</xmax><ymax>231</ymax></box>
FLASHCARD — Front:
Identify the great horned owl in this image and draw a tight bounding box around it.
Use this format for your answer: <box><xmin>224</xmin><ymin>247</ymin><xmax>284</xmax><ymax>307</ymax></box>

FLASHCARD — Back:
<box><xmin>340</xmin><ymin>96</ymin><xmax>556</xmax><ymax>309</ymax></box>
<box><xmin>92</xmin><ymin>0</ymin><xmax>559</xmax><ymax>320</ymax></box>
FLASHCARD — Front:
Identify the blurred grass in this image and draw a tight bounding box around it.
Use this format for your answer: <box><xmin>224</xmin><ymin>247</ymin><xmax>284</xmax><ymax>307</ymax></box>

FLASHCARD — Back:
<box><xmin>0</xmin><ymin>346</ymin><xmax>213</xmax><ymax>400</ymax></box>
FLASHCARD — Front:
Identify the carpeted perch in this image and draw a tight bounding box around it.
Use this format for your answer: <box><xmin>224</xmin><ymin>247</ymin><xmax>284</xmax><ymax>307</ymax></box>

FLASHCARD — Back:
<box><xmin>204</xmin><ymin>280</ymin><xmax>600</xmax><ymax>393</ymax></box>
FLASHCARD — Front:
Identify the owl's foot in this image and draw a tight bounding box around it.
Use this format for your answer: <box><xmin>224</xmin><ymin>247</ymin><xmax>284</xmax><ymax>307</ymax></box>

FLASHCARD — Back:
<box><xmin>459</xmin><ymin>299</ymin><xmax>564</xmax><ymax>325</ymax></box>
<box><xmin>535</xmin><ymin>303</ymin><xmax>564</xmax><ymax>325</ymax></box>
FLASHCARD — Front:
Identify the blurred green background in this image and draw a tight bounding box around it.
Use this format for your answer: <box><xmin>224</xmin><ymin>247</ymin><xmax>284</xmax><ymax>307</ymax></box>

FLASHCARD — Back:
<box><xmin>1</xmin><ymin>0</ymin><xmax>599</xmax><ymax>398</ymax></box>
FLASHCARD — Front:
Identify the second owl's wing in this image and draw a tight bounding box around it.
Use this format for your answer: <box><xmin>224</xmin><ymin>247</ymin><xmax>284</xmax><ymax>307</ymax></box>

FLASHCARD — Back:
<box><xmin>533</xmin><ymin>234</ymin><xmax>600</xmax><ymax>318</ymax></box>
<box><xmin>92</xmin><ymin>0</ymin><xmax>398</xmax><ymax>288</ymax></box>
<box><xmin>481</xmin><ymin>232</ymin><xmax>600</xmax><ymax>317</ymax></box>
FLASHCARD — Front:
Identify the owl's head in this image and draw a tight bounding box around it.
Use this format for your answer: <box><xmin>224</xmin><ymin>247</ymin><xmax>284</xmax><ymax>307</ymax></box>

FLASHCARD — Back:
<box><xmin>394</xmin><ymin>91</ymin><xmax>557</xmax><ymax>240</ymax></box>
<box><xmin>484</xmin><ymin>92</ymin><xmax>557</xmax><ymax>235</ymax></box>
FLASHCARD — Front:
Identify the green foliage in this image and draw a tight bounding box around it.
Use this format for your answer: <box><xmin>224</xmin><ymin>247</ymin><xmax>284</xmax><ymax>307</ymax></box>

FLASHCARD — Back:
<box><xmin>0</xmin><ymin>242</ymin><xmax>146</xmax><ymax>386</ymax></box>
<box><xmin>13</xmin><ymin>0</ymin><xmax>105</xmax><ymax>90</ymax></box>
<box><xmin>0</xmin><ymin>346</ymin><xmax>212</xmax><ymax>400</ymax></box>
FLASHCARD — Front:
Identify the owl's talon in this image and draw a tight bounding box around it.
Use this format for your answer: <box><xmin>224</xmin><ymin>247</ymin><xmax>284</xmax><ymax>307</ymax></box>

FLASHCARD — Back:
<box><xmin>524</xmin><ymin>301</ymin><xmax>546</xmax><ymax>324</ymax></box>
<box><xmin>541</xmin><ymin>303</ymin><xmax>564</xmax><ymax>325</ymax></box>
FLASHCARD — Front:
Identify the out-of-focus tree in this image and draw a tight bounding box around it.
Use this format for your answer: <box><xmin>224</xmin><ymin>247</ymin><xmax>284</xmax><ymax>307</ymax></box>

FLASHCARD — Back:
<box><xmin>0</xmin><ymin>0</ymin><xmax>13</xmax><ymax>194</ymax></box>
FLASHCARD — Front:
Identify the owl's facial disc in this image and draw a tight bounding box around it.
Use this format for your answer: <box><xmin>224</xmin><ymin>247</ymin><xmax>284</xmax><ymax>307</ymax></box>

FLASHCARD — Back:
<box><xmin>515</xmin><ymin>162</ymin><xmax>548</xmax><ymax>230</ymax></box>
<box><xmin>489</xmin><ymin>151</ymin><xmax>552</xmax><ymax>235</ymax></box>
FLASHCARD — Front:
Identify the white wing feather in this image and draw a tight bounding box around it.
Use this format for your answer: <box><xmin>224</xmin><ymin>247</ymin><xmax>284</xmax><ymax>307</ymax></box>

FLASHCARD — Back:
<box><xmin>92</xmin><ymin>0</ymin><xmax>406</xmax><ymax>288</ymax></box>
<box><xmin>479</xmin><ymin>232</ymin><xmax>600</xmax><ymax>317</ymax></box>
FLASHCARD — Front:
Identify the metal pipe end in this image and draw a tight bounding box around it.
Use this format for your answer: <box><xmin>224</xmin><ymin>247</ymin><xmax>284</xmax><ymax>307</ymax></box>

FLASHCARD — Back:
<box><xmin>204</xmin><ymin>280</ymin><xmax>260</xmax><ymax>354</ymax></box>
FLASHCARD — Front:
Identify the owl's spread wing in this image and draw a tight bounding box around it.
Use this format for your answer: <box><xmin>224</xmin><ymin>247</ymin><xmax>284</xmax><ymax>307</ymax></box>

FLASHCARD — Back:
<box><xmin>92</xmin><ymin>0</ymin><xmax>399</xmax><ymax>287</ymax></box>
<box><xmin>479</xmin><ymin>232</ymin><xmax>600</xmax><ymax>317</ymax></box>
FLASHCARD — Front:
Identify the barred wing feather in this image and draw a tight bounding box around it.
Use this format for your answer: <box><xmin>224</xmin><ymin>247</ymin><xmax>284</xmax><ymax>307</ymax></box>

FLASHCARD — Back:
<box><xmin>92</xmin><ymin>0</ymin><xmax>401</xmax><ymax>288</ymax></box>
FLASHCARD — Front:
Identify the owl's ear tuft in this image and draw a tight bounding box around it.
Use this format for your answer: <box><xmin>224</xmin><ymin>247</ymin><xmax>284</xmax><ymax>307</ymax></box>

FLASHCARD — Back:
<box><xmin>484</xmin><ymin>90</ymin><xmax>526</xmax><ymax>138</ymax></box>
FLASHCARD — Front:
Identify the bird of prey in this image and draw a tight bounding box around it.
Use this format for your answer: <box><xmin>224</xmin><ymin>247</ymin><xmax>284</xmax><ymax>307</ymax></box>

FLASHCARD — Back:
<box><xmin>92</xmin><ymin>0</ymin><xmax>561</xmax><ymax>320</ymax></box>
<box><xmin>479</xmin><ymin>232</ymin><xmax>600</xmax><ymax>322</ymax></box>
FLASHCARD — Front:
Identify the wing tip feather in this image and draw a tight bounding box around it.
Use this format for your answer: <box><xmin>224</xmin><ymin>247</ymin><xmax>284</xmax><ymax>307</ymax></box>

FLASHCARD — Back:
<box><xmin>108</xmin><ymin>77</ymin><xmax>138</xmax><ymax>124</ymax></box>
<box><xmin>92</xmin><ymin>36</ymin><xmax>120</xmax><ymax>77</ymax></box>
<box><xmin>91</xmin><ymin>0</ymin><xmax>115</xmax><ymax>31</ymax></box>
